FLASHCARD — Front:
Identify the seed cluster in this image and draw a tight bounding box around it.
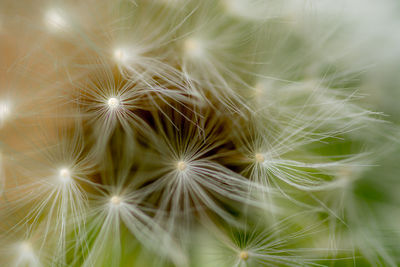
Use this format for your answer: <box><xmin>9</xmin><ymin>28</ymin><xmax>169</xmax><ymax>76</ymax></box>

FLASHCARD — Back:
<box><xmin>0</xmin><ymin>1</ymin><xmax>397</xmax><ymax>267</ymax></box>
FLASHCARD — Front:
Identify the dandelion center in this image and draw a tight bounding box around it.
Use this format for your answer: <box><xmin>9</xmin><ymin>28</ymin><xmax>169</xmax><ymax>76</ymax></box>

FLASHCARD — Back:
<box><xmin>45</xmin><ymin>9</ymin><xmax>67</xmax><ymax>30</ymax></box>
<box><xmin>110</xmin><ymin>195</ymin><xmax>122</xmax><ymax>206</ymax></box>
<box><xmin>176</xmin><ymin>161</ymin><xmax>187</xmax><ymax>171</ymax></box>
<box><xmin>113</xmin><ymin>48</ymin><xmax>129</xmax><ymax>63</ymax></box>
<box><xmin>0</xmin><ymin>102</ymin><xmax>10</xmax><ymax>120</ymax></box>
<box><xmin>107</xmin><ymin>97</ymin><xmax>120</xmax><ymax>109</ymax></box>
<box><xmin>58</xmin><ymin>168</ymin><xmax>71</xmax><ymax>182</ymax></box>
<box><xmin>19</xmin><ymin>241</ymin><xmax>33</xmax><ymax>253</ymax></box>
<box><xmin>255</xmin><ymin>153</ymin><xmax>265</xmax><ymax>163</ymax></box>
<box><xmin>239</xmin><ymin>250</ymin><xmax>249</xmax><ymax>260</ymax></box>
<box><xmin>183</xmin><ymin>38</ymin><xmax>204</xmax><ymax>57</ymax></box>
<box><xmin>254</xmin><ymin>83</ymin><xmax>264</xmax><ymax>96</ymax></box>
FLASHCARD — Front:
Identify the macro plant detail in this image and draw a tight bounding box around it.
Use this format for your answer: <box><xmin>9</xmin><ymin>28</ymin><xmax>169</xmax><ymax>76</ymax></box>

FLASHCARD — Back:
<box><xmin>1</xmin><ymin>0</ymin><xmax>400</xmax><ymax>267</ymax></box>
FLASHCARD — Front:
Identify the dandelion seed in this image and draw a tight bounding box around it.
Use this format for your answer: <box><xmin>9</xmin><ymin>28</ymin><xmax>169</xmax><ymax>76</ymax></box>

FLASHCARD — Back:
<box><xmin>19</xmin><ymin>241</ymin><xmax>33</xmax><ymax>253</ymax></box>
<box><xmin>84</xmin><ymin>182</ymin><xmax>186</xmax><ymax>267</ymax></box>
<box><xmin>107</xmin><ymin>97</ymin><xmax>120</xmax><ymax>110</ymax></box>
<box><xmin>239</xmin><ymin>250</ymin><xmax>249</xmax><ymax>260</ymax></box>
<box><xmin>254</xmin><ymin>83</ymin><xmax>264</xmax><ymax>95</ymax></box>
<box><xmin>176</xmin><ymin>160</ymin><xmax>187</xmax><ymax>171</ymax></box>
<box><xmin>200</xmin><ymin>218</ymin><xmax>327</xmax><ymax>267</ymax></box>
<box><xmin>160</xmin><ymin>0</ymin><xmax>181</xmax><ymax>6</ymax></box>
<box><xmin>221</xmin><ymin>0</ymin><xmax>280</xmax><ymax>20</ymax></box>
<box><xmin>45</xmin><ymin>9</ymin><xmax>67</xmax><ymax>31</ymax></box>
<box><xmin>12</xmin><ymin>240</ymin><xmax>42</xmax><ymax>267</ymax></box>
<box><xmin>0</xmin><ymin>102</ymin><xmax>10</xmax><ymax>118</ymax></box>
<box><xmin>221</xmin><ymin>0</ymin><xmax>245</xmax><ymax>16</ymax></box>
<box><xmin>0</xmin><ymin>101</ymin><xmax>11</xmax><ymax>126</ymax></box>
<box><xmin>113</xmin><ymin>48</ymin><xmax>129</xmax><ymax>64</ymax></box>
<box><xmin>255</xmin><ymin>153</ymin><xmax>265</xmax><ymax>163</ymax></box>
<box><xmin>58</xmin><ymin>167</ymin><xmax>71</xmax><ymax>183</ymax></box>
<box><xmin>143</xmin><ymin>110</ymin><xmax>274</xmax><ymax>230</ymax></box>
<box><xmin>110</xmin><ymin>195</ymin><xmax>122</xmax><ymax>206</ymax></box>
<box><xmin>183</xmin><ymin>38</ymin><xmax>204</xmax><ymax>58</ymax></box>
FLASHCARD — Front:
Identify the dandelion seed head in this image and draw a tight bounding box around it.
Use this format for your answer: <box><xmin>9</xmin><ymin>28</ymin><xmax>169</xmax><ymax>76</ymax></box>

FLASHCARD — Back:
<box><xmin>107</xmin><ymin>97</ymin><xmax>120</xmax><ymax>109</ymax></box>
<box><xmin>45</xmin><ymin>9</ymin><xmax>67</xmax><ymax>31</ymax></box>
<box><xmin>176</xmin><ymin>160</ymin><xmax>187</xmax><ymax>171</ymax></box>
<box><xmin>110</xmin><ymin>195</ymin><xmax>122</xmax><ymax>206</ymax></box>
<box><xmin>255</xmin><ymin>153</ymin><xmax>265</xmax><ymax>163</ymax></box>
<box><xmin>239</xmin><ymin>250</ymin><xmax>249</xmax><ymax>260</ymax></box>
<box><xmin>0</xmin><ymin>1</ymin><xmax>389</xmax><ymax>266</ymax></box>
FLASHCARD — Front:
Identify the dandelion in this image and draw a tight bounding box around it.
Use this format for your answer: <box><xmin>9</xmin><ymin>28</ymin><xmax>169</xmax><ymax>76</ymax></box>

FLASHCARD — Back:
<box><xmin>0</xmin><ymin>0</ymin><xmax>398</xmax><ymax>266</ymax></box>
